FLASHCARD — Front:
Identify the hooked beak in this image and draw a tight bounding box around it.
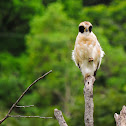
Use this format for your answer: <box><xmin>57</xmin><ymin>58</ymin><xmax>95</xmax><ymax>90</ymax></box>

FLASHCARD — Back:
<box><xmin>85</xmin><ymin>29</ymin><xmax>88</xmax><ymax>32</ymax></box>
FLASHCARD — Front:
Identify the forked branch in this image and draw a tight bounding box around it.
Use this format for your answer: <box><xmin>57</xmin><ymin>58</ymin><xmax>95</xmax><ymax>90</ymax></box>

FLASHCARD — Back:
<box><xmin>0</xmin><ymin>70</ymin><xmax>52</xmax><ymax>124</ymax></box>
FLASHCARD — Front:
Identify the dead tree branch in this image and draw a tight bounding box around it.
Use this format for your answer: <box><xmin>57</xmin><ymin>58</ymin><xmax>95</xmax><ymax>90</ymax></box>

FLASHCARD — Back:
<box><xmin>16</xmin><ymin>105</ymin><xmax>34</xmax><ymax>108</ymax></box>
<box><xmin>8</xmin><ymin>115</ymin><xmax>53</xmax><ymax>119</ymax></box>
<box><xmin>114</xmin><ymin>105</ymin><xmax>126</xmax><ymax>126</ymax></box>
<box><xmin>54</xmin><ymin>109</ymin><xmax>68</xmax><ymax>126</ymax></box>
<box><xmin>0</xmin><ymin>70</ymin><xmax>52</xmax><ymax>124</ymax></box>
<box><xmin>84</xmin><ymin>76</ymin><xmax>95</xmax><ymax>126</ymax></box>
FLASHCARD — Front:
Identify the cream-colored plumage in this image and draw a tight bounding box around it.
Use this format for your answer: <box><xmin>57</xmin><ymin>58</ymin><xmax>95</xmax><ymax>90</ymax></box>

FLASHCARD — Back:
<box><xmin>72</xmin><ymin>21</ymin><xmax>104</xmax><ymax>80</ymax></box>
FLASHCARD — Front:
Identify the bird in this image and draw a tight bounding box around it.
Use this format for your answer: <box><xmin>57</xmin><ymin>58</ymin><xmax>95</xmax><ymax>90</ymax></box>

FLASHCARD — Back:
<box><xmin>72</xmin><ymin>21</ymin><xmax>104</xmax><ymax>81</ymax></box>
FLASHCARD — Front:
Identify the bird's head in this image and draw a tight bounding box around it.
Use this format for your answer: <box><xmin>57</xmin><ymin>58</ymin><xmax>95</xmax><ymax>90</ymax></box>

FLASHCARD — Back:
<box><xmin>79</xmin><ymin>21</ymin><xmax>93</xmax><ymax>34</ymax></box>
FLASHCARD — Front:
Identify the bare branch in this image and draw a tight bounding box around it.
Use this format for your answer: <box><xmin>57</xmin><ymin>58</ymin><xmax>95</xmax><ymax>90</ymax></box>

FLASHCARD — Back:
<box><xmin>16</xmin><ymin>105</ymin><xmax>34</xmax><ymax>108</ymax></box>
<box><xmin>54</xmin><ymin>109</ymin><xmax>68</xmax><ymax>126</ymax></box>
<box><xmin>0</xmin><ymin>70</ymin><xmax>52</xmax><ymax>124</ymax></box>
<box><xmin>114</xmin><ymin>105</ymin><xmax>126</xmax><ymax>126</ymax></box>
<box><xmin>84</xmin><ymin>76</ymin><xmax>95</xmax><ymax>126</ymax></box>
<box><xmin>8</xmin><ymin>115</ymin><xmax>53</xmax><ymax>119</ymax></box>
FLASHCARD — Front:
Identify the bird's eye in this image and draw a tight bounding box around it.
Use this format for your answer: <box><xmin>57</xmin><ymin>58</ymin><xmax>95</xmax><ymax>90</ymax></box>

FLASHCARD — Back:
<box><xmin>89</xmin><ymin>26</ymin><xmax>92</xmax><ymax>32</ymax></box>
<box><xmin>79</xmin><ymin>26</ymin><xmax>85</xmax><ymax>33</ymax></box>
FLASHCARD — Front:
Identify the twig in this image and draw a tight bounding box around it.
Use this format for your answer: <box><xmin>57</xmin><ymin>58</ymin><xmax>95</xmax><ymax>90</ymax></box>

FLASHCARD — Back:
<box><xmin>8</xmin><ymin>115</ymin><xmax>53</xmax><ymax>119</ymax></box>
<box><xmin>54</xmin><ymin>109</ymin><xmax>68</xmax><ymax>126</ymax></box>
<box><xmin>0</xmin><ymin>70</ymin><xmax>52</xmax><ymax>124</ymax></box>
<box><xmin>84</xmin><ymin>76</ymin><xmax>95</xmax><ymax>126</ymax></box>
<box><xmin>114</xmin><ymin>105</ymin><xmax>126</xmax><ymax>126</ymax></box>
<box><xmin>16</xmin><ymin>105</ymin><xmax>34</xmax><ymax>108</ymax></box>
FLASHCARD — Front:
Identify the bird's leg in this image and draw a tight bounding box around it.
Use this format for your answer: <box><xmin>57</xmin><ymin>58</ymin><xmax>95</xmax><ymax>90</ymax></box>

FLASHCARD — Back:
<box><xmin>88</xmin><ymin>57</ymin><xmax>94</xmax><ymax>62</ymax></box>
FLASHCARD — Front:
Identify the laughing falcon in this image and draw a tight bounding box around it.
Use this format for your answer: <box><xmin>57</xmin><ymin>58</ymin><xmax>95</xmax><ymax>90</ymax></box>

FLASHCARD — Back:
<box><xmin>72</xmin><ymin>21</ymin><xmax>104</xmax><ymax>80</ymax></box>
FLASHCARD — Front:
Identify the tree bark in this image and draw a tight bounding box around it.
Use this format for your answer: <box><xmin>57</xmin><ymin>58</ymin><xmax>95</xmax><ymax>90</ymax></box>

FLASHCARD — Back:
<box><xmin>54</xmin><ymin>109</ymin><xmax>68</xmax><ymax>126</ymax></box>
<box><xmin>114</xmin><ymin>105</ymin><xmax>126</xmax><ymax>126</ymax></box>
<box><xmin>84</xmin><ymin>76</ymin><xmax>95</xmax><ymax>126</ymax></box>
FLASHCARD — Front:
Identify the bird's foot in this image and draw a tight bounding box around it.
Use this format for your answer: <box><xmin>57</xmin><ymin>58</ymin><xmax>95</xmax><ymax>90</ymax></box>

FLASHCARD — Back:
<box><xmin>89</xmin><ymin>57</ymin><xmax>94</xmax><ymax>62</ymax></box>
<box><xmin>84</xmin><ymin>74</ymin><xmax>95</xmax><ymax>84</ymax></box>
<box><xmin>84</xmin><ymin>74</ymin><xmax>90</xmax><ymax>82</ymax></box>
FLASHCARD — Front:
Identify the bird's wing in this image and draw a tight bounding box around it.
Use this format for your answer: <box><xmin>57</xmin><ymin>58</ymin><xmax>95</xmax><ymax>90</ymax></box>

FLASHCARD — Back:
<box><xmin>97</xmin><ymin>48</ymin><xmax>105</xmax><ymax>69</ymax></box>
<box><xmin>72</xmin><ymin>50</ymin><xmax>78</xmax><ymax>66</ymax></box>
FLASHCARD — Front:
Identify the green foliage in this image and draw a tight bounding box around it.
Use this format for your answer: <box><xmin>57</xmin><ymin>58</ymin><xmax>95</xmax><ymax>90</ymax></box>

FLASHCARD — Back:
<box><xmin>60</xmin><ymin>0</ymin><xmax>83</xmax><ymax>18</ymax></box>
<box><xmin>0</xmin><ymin>0</ymin><xmax>126</xmax><ymax>126</ymax></box>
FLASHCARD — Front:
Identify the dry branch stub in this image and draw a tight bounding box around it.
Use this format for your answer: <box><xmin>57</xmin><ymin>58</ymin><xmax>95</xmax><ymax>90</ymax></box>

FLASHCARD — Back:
<box><xmin>114</xmin><ymin>105</ymin><xmax>126</xmax><ymax>126</ymax></box>
<box><xmin>54</xmin><ymin>109</ymin><xmax>68</xmax><ymax>126</ymax></box>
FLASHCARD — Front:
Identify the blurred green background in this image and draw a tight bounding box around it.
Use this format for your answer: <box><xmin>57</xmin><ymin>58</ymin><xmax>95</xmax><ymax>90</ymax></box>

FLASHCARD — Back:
<box><xmin>0</xmin><ymin>0</ymin><xmax>126</xmax><ymax>125</ymax></box>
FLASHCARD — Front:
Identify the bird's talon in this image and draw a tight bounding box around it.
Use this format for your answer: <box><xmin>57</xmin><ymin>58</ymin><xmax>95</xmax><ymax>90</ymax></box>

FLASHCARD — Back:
<box><xmin>84</xmin><ymin>74</ymin><xmax>90</xmax><ymax>82</ymax></box>
<box><xmin>89</xmin><ymin>58</ymin><xmax>93</xmax><ymax>62</ymax></box>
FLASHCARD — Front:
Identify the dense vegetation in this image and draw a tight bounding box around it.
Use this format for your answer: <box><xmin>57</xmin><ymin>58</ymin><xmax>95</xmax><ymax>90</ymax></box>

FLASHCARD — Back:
<box><xmin>0</xmin><ymin>0</ymin><xmax>126</xmax><ymax>126</ymax></box>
